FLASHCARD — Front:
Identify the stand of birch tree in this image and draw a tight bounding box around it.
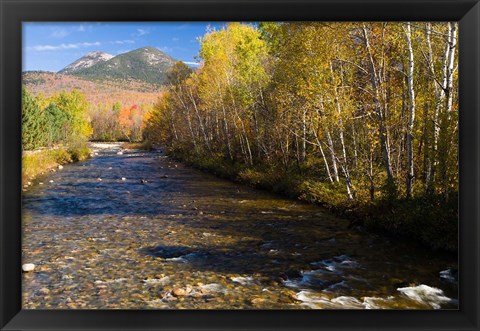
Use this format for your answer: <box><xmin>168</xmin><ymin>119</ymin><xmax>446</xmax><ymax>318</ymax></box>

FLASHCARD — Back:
<box><xmin>145</xmin><ymin>22</ymin><xmax>458</xmax><ymax>205</ymax></box>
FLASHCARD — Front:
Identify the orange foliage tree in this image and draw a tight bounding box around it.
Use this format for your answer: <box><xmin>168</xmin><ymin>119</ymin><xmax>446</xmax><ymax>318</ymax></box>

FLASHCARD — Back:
<box><xmin>118</xmin><ymin>104</ymin><xmax>146</xmax><ymax>142</ymax></box>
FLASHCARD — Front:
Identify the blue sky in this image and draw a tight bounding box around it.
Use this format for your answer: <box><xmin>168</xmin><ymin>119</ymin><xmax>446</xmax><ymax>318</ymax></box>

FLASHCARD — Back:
<box><xmin>22</xmin><ymin>22</ymin><xmax>229</xmax><ymax>72</ymax></box>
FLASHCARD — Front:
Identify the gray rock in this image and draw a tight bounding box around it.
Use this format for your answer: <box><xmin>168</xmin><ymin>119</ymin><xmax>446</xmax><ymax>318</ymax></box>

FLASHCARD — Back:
<box><xmin>440</xmin><ymin>268</ymin><xmax>458</xmax><ymax>283</ymax></box>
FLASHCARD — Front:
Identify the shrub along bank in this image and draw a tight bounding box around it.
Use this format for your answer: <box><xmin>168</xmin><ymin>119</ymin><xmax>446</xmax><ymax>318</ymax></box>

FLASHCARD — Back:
<box><xmin>22</xmin><ymin>145</ymin><xmax>90</xmax><ymax>185</ymax></box>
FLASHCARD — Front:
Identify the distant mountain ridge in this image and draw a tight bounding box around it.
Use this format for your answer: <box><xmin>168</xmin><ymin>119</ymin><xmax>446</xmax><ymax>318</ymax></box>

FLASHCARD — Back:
<box><xmin>59</xmin><ymin>47</ymin><xmax>177</xmax><ymax>85</ymax></box>
<box><xmin>59</xmin><ymin>51</ymin><xmax>114</xmax><ymax>74</ymax></box>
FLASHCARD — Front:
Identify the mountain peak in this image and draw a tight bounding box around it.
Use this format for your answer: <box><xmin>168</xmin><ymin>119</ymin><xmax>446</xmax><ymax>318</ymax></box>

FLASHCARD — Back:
<box><xmin>59</xmin><ymin>51</ymin><xmax>113</xmax><ymax>74</ymax></box>
<box><xmin>137</xmin><ymin>46</ymin><xmax>158</xmax><ymax>51</ymax></box>
<box><xmin>121</xmin><ymin>47</ymin><xmax>175</xmax><ymax>66</ymax></box>
<box><xmin>62</xmin><ymin>47</ymin><xmax>177</xmax><ymax>85</ymax></box>
<box><xmin>85</xmin><ymin>51</ymin><xmax>113</xmax><ymax>57</ymax></box>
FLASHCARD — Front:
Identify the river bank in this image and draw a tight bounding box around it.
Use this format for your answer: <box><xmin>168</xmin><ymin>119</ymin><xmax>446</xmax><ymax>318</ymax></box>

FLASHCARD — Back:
<box><xmin>22</xmin><ymin>144</ymin><xmax>91</xmax><ymax>188</ymax></box>
<box><xmin>22</xmin><ymin>145</ymin><xmax>458</xmax><ymax>309</ymax></box>
<box><xmin>22</xmin><ymin>142</ymin><xmax>146</xmax><ymax>187</ymax></box>
<box><xmin>167</xmin><ymin>151</ymin><xmax>458</xmax><ymax>252</ymax></box>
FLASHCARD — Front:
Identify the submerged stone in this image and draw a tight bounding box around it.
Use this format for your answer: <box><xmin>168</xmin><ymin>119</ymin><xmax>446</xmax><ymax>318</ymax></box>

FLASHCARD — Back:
<box><xmin>22</xmin><ymin>263</ymin><xmax>35</xmax><ymax>272</ymax></box>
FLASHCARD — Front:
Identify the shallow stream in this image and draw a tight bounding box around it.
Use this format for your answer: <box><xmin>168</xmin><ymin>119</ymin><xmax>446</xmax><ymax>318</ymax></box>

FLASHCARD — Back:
<box><xmin>22</xmin><ymin>143</ymin><xmax>458</xmax><ymax>309</ymax></box>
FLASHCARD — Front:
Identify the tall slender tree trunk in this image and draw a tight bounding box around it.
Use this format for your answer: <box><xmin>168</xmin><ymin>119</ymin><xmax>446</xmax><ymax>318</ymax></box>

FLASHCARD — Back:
<box><xmin>425</xmin><ymin>23</ymin><xmax>443</xmax><ymax>195</ymax></box>
<box><xmin>215</xmin><ymin>79</ymin><xmax>233</xmax><ymax>160</ymax></box>
<box><xmin>312</xmin><ymin>127</ymin><xmax>334</xmax><ymax>183</ymax></box>
<box><xmin>326</xmin><ymin>129</ymin><xmax>340</xmax><ymax>182</ymax></box>
<box><xmin>301</xmin><ymin>108</ymin><xmax>307</xmax><ymax>162</ymax></box>
<box><xmin>404</xmin><ymin>22</ymin><xmax>416</xmax><ymax>198</ymax></box>
<box><xmin>352</xmin><ymin>122</ymin><xmax>358</xmax><ymax>172</ymax></box>
<box><xmin>437</xmin><ymin>22</ymin><xmax>457</xmax><ymax>200</ymax></box>
<box><xmin>331</xmin><ymin>61</ymin><xmax>354</xmax><ymax>199</ymax></box>
<box><xmin>318</xmin><ymin>101</ymin><xmax>339</xmax><ymax>182</ymax></box>
<box><xmin>445</xmin><ymin>22</ymin><xmax>457</xmax><ymax>115</ymax></box>
<box><xmin>221</xmin><ymin>103</ymin><xmax>233</xmax><ymax>160</ymax></box>
<box><xmin>188</xmin><ymin>87</ymin><xmax>211</xmax><ymax>152</ymax></box>
<box><xmin>368</xmin><ymin>152</ymin><xmax>375</xmax><ymax>201</ymax></box>
<box><xmin>362</xmin><ymin>24</ymin><xmax>395</xmax><ymax>194</ymax></box>
<box><xmin>172</xmin><ymin>87</ymin><xmax>198</xmax><ymax>151</ymax></box>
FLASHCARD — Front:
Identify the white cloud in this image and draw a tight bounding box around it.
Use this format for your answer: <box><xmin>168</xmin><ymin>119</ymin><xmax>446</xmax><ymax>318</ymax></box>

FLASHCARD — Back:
<box><xmin>76</xmin><ymin>24</ymin><xmax>96</xmax><ymax>33</ymax></box>
<box><xmin>172</xmin><ymin>37</ymin><xmax>179</xmax><ymax>42</ymax></box>
<box><xmin>111</xmin><ymin>39</ymin><xmax>135</xmax><ymax>44</ymax></box>
<box><xmin>49</xmin><ymin>28</ymin><xmax>69</xmax><ymax>38</ymax></box>
<box><xmin>182</xmin><ymin>61</ymin><xmax>200</xmax><ymax>67</ymax></box>
<box><xmin>135</xmin><ymin>29</ymin><xmax>149</xmax><ymax>37</ymax></box>
<box><xmin>28</xmin><ymin>41</ymin><xmax>101</xmax><ymax>52</ymax></box>
<box><xmin>49</xmin><ymin>24</ymin><xmax>90</xmax><ymax>38</ymax></box>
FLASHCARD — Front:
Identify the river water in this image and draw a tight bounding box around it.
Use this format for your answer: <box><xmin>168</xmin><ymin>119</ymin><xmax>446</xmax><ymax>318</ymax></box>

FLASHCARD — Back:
<box><xmin>22</xmin><ymin>143</ymin><xmax>458</xmax><ymax>309</ymax></box>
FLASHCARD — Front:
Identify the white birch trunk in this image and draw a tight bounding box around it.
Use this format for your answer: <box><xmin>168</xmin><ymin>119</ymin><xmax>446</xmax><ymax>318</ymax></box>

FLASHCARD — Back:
<box><xmin>405</xmin><ymin>22</ymin><xmax>416</xmax><ymax>198</ymax></box>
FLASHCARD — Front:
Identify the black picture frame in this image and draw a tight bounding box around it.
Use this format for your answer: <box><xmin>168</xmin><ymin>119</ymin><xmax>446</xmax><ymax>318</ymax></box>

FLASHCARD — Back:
<box><xmin>1</xmin><ymin>0</ymin><xmax>479</xmax><ymax>330</ymax></box>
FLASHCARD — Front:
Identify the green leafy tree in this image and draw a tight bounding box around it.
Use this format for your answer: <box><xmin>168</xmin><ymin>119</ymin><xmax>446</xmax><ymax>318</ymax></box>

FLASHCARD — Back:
<box><xmin>49</xmin><ymin>90</ymin><xmax>93</xmax><ymax>143</ymax></box>
<box><xmin>22</xmin><ymin>86</ymin><xmax>48</xmax><ymax>150</ymax></box>
<box><xmin>44</xmin><ymin>102</ymin><xmax>70</xmax><ymax>146</ymax></box>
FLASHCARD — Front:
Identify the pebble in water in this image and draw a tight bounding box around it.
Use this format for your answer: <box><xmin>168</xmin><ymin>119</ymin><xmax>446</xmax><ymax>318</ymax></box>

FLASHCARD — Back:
<box><xmin>251</xmin><ymin>297</ymin><xmax>265</xmax><ymax>305</ymax></box>
<box><xmin>37</xmin><ymin>288</ymin><xmax>50</xmax><ymax>295</ymax></box>
<box><xmin>172</xmin><ymin>288</ymin><xmax>188</xmax><ymax>296</ymax></box>
<box><xmin>143</xmin><ymin>276</ymin><xmax>170</xmax><ymax>286</ymax></box>
<box><xmin>22</xmin><ymin>263</ymin><xmax>35</xmax><ymax>272</ymax></box>
<box><xmin>231</xmin><ymin>276</ymin><xmax>254</xmax><ymax>285</ymax></box>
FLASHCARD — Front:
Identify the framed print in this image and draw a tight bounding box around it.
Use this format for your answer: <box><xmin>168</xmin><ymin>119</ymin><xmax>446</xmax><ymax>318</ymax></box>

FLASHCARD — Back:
<box><xmin>1</xmin><ymin>0</ymin><xmax>479</xmax><ymax>330</ymax></box>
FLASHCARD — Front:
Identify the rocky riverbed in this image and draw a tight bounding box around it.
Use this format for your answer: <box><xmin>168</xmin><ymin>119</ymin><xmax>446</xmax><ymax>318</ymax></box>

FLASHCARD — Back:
<box><xmin>22</xmin><ymin>143</ymin><xmax>458</xmax><ymax>309</ymax></box>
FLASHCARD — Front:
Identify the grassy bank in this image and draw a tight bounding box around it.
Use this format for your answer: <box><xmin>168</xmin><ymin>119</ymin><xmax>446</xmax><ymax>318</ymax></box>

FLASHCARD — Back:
<box><xmin>169</xmin><ymin>150</ymin><xmax>458</xmax><ymax>252</ymax></box>
<box><xmin>122</xmin><ymin>140</ymin><xmax>154</xmax><ymax>151</ymax></box>
<box><xmin>22</xmin><ymin>144</ymin><xmax>90</xmax><ymax>185</ymax></box>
